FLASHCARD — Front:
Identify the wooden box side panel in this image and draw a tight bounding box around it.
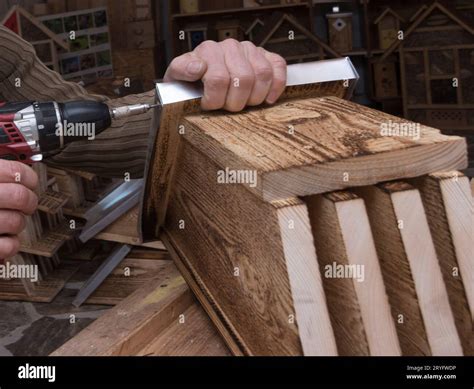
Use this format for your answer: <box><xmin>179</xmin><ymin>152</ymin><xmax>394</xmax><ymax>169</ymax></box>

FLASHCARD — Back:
<box><xmin>165</xmin><ymin>140</ymin><xmax>303</xmax><ymax>356</ymax></box>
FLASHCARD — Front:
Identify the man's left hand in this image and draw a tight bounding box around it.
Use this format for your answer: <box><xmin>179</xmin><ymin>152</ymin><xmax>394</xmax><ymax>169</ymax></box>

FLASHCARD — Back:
<box><xmin>163</xmin><ymin>39</ymin><xmax>287</xmax><ymax>112</ymax></box>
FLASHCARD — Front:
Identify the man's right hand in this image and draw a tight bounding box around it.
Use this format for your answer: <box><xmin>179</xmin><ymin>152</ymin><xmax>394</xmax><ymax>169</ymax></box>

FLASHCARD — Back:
<box><xmin>0</xmin><ymin>161</ymin><xmax>38</xmax><ymax>259</ymax></box>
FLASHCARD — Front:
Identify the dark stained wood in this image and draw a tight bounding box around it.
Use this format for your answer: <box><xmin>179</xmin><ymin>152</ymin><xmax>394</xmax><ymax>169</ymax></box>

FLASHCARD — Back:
<box><xmin>181</xmin><ymin>96</ymin><xmax>467</xmax><ymax>202</ymax></box>
<box><xmin>163</xmin><ymin>140</ymin><xmax>336</xmax><ymax>356</ymax></box>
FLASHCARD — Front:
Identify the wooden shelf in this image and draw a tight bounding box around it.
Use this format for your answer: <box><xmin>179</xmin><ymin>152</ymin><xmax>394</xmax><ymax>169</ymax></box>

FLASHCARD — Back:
<box><xmin>341</xmin><ymin>49</ymin><xmax>368</xmax><ymax>56</ymax></box>
<box><xmin>172</xmin><ymin>3</ymin><xmax>308</xmax><ymax>19</ymax></box>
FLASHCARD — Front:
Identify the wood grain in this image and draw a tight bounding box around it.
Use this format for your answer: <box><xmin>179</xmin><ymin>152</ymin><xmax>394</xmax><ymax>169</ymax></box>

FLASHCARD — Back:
<box><xmin>411</xmin><ymin>172</ymin><xmax>473</xmax><ymax>355</ymax></box>
<box><xmin>306</xmin><ymin>191</ymin><xmax>401</xmax><ymax>356</ymax></box>
<box><xmin>181</xmin><ymin>96</ymin><xmax>467</xmax><ymax>201</ymax></box>
<box><xmin>142</xmin><ymin>84</ymin><xmax>381</xmax><ymax>233</ymax></box>
<box><xmin>138</xmin><ymin>303</ymin><xmax>231</xmax><ymax>356</ymax></box>
<box><xmin>164</xmin><ymin>140</ymin><xmax>336</xmax><ymax>356</ymax></box>
<box><xmin>356</xmin><ymin>183</ymin><xmax>463</xmax><ymax>356</ymax></box>
<box><xmin>163</xmin><ymin>231</ymin><xmax>248</xmax><ymax>356</ymax></box>
<box><xmin>52</xmin><ymin>262</ymin><xmax>194</xmax><ymax>356</ymax></box>
<box><xmin>95</xmin><ymin>205</ymin><xmax>142</xmax><ymax>245</ymax></box>
<box><xmin>85</xmin><ymin>258</ymin><xmax>171</xmax><ymax>306</ymax></box>
<box><xmin>142</xmin><ymin>98</ymin><xmax>201</xmax><ymax>238</ymax></box>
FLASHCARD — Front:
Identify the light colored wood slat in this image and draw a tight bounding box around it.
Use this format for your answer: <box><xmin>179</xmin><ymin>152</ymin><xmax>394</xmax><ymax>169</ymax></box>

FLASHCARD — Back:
<box><xmin>139</xmin><ymin>240</ymin><xmax>166</xmax><ymax>251</ymax></box>
<box><xmin>51</xmin><ymin>262</ymin><xmax>194</xmax><ymax>356</ymax></box>
<box><xmin>181</xmin><ymin>96</ymin><xmax>467</xmax><ymax>202</ymax></box>
<box><xmin>356</xmin><ymin>182</ymin><xmax>463</xmax><ymax>356</ymax></box>
<box><xmin>411</xmin><ymin>172</ymin><xmax>473</xmax><ymax>355</ymax></box>
<box><xmin>164</xmin><ymin>140</ymin><xmax>336</xmax><ymax>356</ymax></box>
<box><xmin>276</xmin><ymin>199</ymin><xmax>337</xmax><ymax>356</ymax></box>
<box><xmin>138</xmin><ymin>303</ymin><xmax>231</xmax><ymax>356</ymax></box>
<box><xmin>306</xmin><ymin>191</ymin><xmax>401</xmax><ymax>356</ymax></box>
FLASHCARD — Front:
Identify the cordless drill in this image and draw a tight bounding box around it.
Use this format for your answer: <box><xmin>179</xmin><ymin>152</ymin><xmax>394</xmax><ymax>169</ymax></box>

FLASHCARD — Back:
<box><xmin>0</xmin><ymin>100</ymin><xmax>157</xmax><ymax>164</ymax></box>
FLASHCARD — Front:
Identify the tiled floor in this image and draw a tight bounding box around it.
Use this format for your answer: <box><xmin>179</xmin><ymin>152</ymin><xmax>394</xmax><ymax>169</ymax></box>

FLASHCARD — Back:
<box><xmin>0</xmin><ymin>259</ymin><xmax>111</xmax><ymax>356</ymax></box>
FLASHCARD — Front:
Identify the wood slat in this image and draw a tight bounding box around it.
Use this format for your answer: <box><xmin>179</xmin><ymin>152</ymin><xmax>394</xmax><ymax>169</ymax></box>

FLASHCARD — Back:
<box><xmin>411</xmin><ymin>172</ymin><xmax>473</xmax><ymax>355</ymax></box>
<box><xmin>306</xmin><ymin>191</ymin><xmax>401</xmax><ymax>356</ymax></box>
<box><xmin>355</xmin><ymin>182</ymin><xmax>463</xmax><ymax>356</ymax></box>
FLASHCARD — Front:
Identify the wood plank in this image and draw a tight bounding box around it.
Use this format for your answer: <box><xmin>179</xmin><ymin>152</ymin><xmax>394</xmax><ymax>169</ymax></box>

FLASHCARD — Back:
<box><xmin>355</xmin><ymin>182</ymin><xmax>463</xmax><ymax>356</ymax></box>
<box><xmin>95</xmin><ymin>205</ymin><xmax>142</xmax><ymax>245</ymax></box>
<box><xmin>52</xmin><ymin>262</ymin><xmax>195</xmax><ymax>356</ymax></box>
<box><xmin>162</xmin><ymin>232</ymin><xmax>245</xmax><ymax>356</ymax></box>
<box><xmin>138</xmin><ymin>303</ymin><xmax>231</xmax><ymax>356</ymax></box>
<box><xmin>411</xmin><ymin>172</ymin><xmax>473</xmax><ymax>355</ymax></box>
<box><xmin>305</xmin><ymin>191</ymin><xmax>401</xmax><ymax>356</ymax></box>
<box><xmin>163</xmin><ymin>140</ymin><xmax>336</xmax><ymax>356</ymax></box>
<box><xmin>85</xmin><ymin>258</ymin><xmax>172</xmax><ymax>305</ymax></box>
<box><xmin>180</xmin><ymin>96</ymin><xmax>467</xmax><ymax>202</ymax></box>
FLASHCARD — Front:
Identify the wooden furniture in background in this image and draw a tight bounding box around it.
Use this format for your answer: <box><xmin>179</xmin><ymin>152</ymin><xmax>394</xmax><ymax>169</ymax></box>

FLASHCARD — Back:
<box><xmin>1</xmin><ymin>5</ymin><xmax>69</xmax><ymax>72</ymax></box>
<box><xmin>379</xmin><ymin>2</ymin><xmax>474</xmax><ymax>132</ymax></box>
<box><xmin>326</xmin><ymin>11</ymin><xmax>353</xmax><ymax>53</ymax></box>
<box><xmin>374</xmin><ymin>8</ymin><xmax>404</xmax><ymax>50</ymax></box>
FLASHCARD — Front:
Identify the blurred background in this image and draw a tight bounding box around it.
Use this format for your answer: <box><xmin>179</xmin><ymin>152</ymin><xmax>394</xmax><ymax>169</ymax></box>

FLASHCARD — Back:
<box><xmin>1</xmin><ymin>0</ymin><xmax>473</xmax><ymax>175</ymax></box>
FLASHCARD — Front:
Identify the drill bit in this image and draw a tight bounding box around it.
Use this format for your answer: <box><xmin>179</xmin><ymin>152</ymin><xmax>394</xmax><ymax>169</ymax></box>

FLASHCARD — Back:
<box><xmin>110</xmin><ymin>103</ymin><xmax>159</xmax><ymax>121</ymax></box>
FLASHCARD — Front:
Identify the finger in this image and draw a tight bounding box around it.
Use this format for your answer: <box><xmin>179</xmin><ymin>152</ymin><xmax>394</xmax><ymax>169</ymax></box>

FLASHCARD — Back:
<box><xmin>194</xmin><ymin>41</ymin><xmax>230</xmax><ymax>110</ymax></box>
<box><xmin>0</xmin><ymin>184</ymin><xmax>38</xmax><ymax>215</ymax></box>
<box><xmin>0</xmin><ymin>211</ymin><xmax>25</xmax><ymax>235</ymax></box>
<box><xmin>242</xmin><ymin>42</ymin><xmax>273</xmax><ymax>106</ymax></box>
<box><xmin>163</xmin><ymin>52</ymin><xmax>207</xmax><ymax>82</ymax></box>
<box><xmin>0</xmin><ymin>160</ymin><xmax>38</xmax><ymax>190</ymax></box>
<box><xmin>220</xmin><ymin>39</ymin><xmax>255</xmax><ymax>112</ymax></box>
<box><xmin>0</xmin><ymin>236</ymin><xmax>20</xmax><ymax>259</ymax></box>
<box><xmin>263</xmin><ymin>50</ymin><xmax>287</xmax><ymax>104</ymax></box>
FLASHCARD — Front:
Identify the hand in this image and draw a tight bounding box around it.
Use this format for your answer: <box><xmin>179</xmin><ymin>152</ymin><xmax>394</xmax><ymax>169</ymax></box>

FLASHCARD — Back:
<box><xmin>0</xmin><ymin>161</ymin><xmax>38</xmax><ymax>259</ymax></box>
<box><xmin>164</xmin><ymin>39</ymin><xmax>287</xmax><ymax>112</ymax></box>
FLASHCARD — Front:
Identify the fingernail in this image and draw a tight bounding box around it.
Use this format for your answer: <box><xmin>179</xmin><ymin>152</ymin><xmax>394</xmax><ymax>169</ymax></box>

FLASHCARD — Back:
<box><xmin>187</xmin><ymin>60</ymin><xmax>204</xmax><ymax>75</ymax></box>
<box><xmin>266</xmin><ymin>91</ymin><xmax>278</xmax><ymax>104</ymax></box>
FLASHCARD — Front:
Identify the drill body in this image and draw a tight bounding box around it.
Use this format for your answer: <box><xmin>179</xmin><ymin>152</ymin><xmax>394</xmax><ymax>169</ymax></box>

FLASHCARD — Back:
<box><xmin>0</xmin><ymin>100</ymin><xmax>155</xmax><ymax>164</ymax></box>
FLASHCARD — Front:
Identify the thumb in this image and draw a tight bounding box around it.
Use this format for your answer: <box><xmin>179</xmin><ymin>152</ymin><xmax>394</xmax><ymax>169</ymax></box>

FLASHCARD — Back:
<box><xmin>163</xmin><ymin>52</ymin><xmax>207</xmax><ymax>82</ymax></box>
